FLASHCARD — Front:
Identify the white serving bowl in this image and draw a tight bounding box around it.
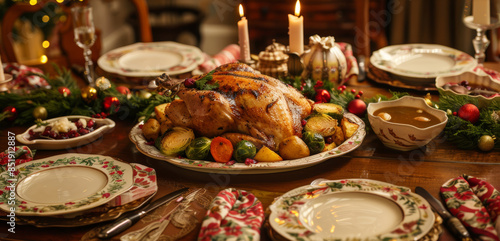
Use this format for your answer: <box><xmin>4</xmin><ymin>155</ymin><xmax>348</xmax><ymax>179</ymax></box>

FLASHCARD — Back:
<box><xmin>435</xmin><ymin>70</ymin><xmax>500</xmax><ymax>108</ymax></box>
<box><xmin>367</xmin><ymin>96</ymin><xmax>448</xmax><ymax>151</ymax></box>
<box><xmin>16</xmin><ymin>115</ymin><xmax>115</xmax><ymax>150</ymax></box>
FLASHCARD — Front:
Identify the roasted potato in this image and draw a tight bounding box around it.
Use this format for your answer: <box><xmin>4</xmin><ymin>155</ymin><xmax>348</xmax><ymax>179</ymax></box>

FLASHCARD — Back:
<box><xmin>160</xmin><ymin>118</ymin><xmax>174</xmax><ymax>135</ymax></box>
<box><xmin>331</xmin><ymin>125</ymin><xmax>345</xmax><ymax>146</ymax></box>
<box><xmin>341</xmin><ymin>117</ymin><xmax>359</xmax><ymax>139</ymax></box>
<box><xmin>154</xmin><ymin>103</ymin><xmax>170</xmax><ymax>123</ymax></box>
<box><xmin>278</xmin><ymin>136</ymin><xmax>310</xmax><ymax>160</ymax></box>
<box><xmin>142</xmin><ymin>118</ymin><xmax>161</xmax><ymax>141</ymax></box>
<box><xmin>254</xmin><ymin>146</ymin><xmax>283</xmax><ymax>162</ymax></box>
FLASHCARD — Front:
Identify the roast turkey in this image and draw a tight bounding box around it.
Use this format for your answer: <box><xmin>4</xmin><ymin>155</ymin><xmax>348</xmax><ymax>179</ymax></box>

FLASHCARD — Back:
<box><xmin>161</xmin><ymin>63</ymin><xmax>313</xmax><ymax>150</ymax></box>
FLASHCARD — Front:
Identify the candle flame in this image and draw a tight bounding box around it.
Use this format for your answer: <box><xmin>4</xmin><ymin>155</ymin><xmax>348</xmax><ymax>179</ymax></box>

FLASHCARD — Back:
<box><xmin>294</xmin><ymin>0</ymin><xmax>301</xmax><ymax>17</ymax></box>
<box><xmin>239</xmin><ymin>4</ymin><xmax>244</xmax><ymax>18</ymax></box>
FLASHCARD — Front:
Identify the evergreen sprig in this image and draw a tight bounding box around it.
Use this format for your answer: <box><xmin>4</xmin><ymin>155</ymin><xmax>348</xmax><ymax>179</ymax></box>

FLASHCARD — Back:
<box><xmin>0</xmin><ymin>66</ymin><xmax>172</xmax><ymax>126</ymax></box>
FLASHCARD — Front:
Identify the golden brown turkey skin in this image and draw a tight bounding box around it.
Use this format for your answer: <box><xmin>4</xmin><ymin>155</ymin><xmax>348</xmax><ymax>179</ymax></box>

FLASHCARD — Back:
<box><xmin>164</xmin><ymin>63</ymin><xmax>312</xmax><ymax>150</ymax></box>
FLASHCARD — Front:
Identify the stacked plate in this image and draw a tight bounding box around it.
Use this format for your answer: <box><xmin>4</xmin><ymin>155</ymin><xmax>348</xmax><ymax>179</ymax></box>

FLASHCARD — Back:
<box><xmin>268</xmin><ymin>179</ymin><xmax>436</xmax><ymax>240</ymax></box>
<box><xmin>0</xmin><ymin>154</ymin><xmax>156</xmax><ymax>227</ymax></box>
<box><xmin>97</xmin><ymin>41</ymin><xmax>204</xmax><ymax>78</ymax></box>
<box><xmin>369</xmin><ymin>44</ymin><xmax>476</xmax><ymax>90</ymax></box>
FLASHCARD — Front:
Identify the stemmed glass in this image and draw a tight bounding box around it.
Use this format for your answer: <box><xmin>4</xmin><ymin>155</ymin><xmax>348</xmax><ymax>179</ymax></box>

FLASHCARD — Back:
<box><xmin>463</xmin><ymin>0</ymin><xmax>500</xmax><ymax>65</ymax></box>
<box><xmin>71</xmin><ymin>6</ymin><xmax>96</xmax><ymax>86</ymax></box>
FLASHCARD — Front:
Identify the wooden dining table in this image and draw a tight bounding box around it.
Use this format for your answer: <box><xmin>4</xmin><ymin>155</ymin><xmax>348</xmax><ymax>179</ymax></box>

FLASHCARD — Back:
<box><xmin>0</xmin><ymin>61</ymin><xmax>499</xmax><ymax>241</ymax></box>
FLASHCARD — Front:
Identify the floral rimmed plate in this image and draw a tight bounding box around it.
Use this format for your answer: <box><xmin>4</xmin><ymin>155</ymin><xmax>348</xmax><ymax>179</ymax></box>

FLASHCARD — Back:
<box><xmin>97</xmin><ymin>42</ymin><xmax>204</xmax><ymax>77</ymax></box>
<box><xmin>129</xmin><ymin>113</ymin><xmax>366</xmax><ymax>174</ymax></box>
<box><xmin>0</xmin><ymin>154</ymin><xmax>133</xmax><ymax>216</ymax></box>
<box><xmin>16</xmin><ymin>115</ymin><xmax>115</xmax><ymax>150</ymax></box>
<box><xmin>370</xmin><ymin>44</ymin><xmax>476</xmax><ymax>84</ymax></box>
<box><xmin>269</xmin><ymin>179</ymin><xmax>435</xmax><ymax>241</ymax></box>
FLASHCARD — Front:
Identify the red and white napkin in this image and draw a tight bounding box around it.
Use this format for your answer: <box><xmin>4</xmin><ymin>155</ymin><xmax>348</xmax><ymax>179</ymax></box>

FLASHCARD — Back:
<box><xmin>198</xmin><ymin>44</ymin><xmax>240</xmax><ymax>73</ymax></box>
<box><xmin>198</xmin><ymin>188</ymin><xmax>264</xmax><ymax>241</ymax></box>
<box><xmin>441</xmin><ymin>175</ymin><xmax>500</xmax><ymax>241</ymax></box>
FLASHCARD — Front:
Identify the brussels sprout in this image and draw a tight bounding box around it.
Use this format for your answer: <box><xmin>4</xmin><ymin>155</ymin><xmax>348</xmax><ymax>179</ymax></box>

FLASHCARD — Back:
<box><xmin>233</xmin><ymin>140</ymin><xmax>257</xmax><ymax>163</ymax></box>
<box><xmin>304</xmin><ymin>113</ymin><xmax>337</xmax><ymax>137</ymax></box>
<box><xmin>185</xmin><ymin>137</ymin><xmax>212</xmax><ymax>160</ymax></box>
<box><xmin>302</xmin><ymin>131</ymin><xmax>325</xmax><ymax>154</ymax></box>
<box><xmin>155</xmin><ymin>127</ymin><xmax>195</xmax><ymax>156</ymax></box>
<box><xmin>313</xmin><ymin>103</ymin><xmax>344</xmax><ymax>122</ymax></box>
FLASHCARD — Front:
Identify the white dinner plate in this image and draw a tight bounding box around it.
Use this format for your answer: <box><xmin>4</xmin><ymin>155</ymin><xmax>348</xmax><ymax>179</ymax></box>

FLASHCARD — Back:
<box><xmin>129</xmin><ymin>113</ymin><xmax>366</xmax><ymax>174</ymax></box>
<box><xmin>98</xmin><ymin>42</ymin><xmax>204</xmax><ymax>77</ymax></box>
<box><xmin>370</xmin><ymin>44</ymin><xmax>476</xmax><ymax>84</ymax></box>
<box><xmin>0</xmin><ymin>154</ymin><xmax>133</xmax><ymax>216</ymax></box>
<box><xmin>16</xmin><ymin>115</ymin><xmax>115</xmax><ymax>150</ymax></box>
<box><xmin>269</xmin><ymin>179</ymin><xmax>435</xmax><ymax>241</ymax></box>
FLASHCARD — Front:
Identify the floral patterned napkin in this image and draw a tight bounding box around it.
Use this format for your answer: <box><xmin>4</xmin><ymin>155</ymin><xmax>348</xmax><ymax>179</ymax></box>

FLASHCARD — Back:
<box><xmin>441</xmin><ymin>175</ymin><xmax>500</xmax><ymax>241</ymax></box>
<box><xmin>198</xmin><ymin>188</ymin><xmax>265</xmax><ymax>241</ymax></box>
<box><xmin>2</xmin><ymin>63</ymin><xmax>49</xmax><ymax>91</ymax></box>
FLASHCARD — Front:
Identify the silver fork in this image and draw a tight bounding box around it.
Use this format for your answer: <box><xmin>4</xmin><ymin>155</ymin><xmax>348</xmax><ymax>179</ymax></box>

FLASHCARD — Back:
<box><xmin>120</xmin><ymin>189</ymin><xmax>201</xmax><ymax>241</ymax></box>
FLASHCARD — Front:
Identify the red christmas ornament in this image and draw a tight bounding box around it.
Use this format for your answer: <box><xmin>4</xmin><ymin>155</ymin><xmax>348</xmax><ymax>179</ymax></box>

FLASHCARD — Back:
<box><xmin>57</xmin><ymin>86</ymin><xmax>71</xmax><ymax>97</ymax></box>
<box><xmin>116</xmin><ymin>86</ymin><xmax>131</xmax><ymax>97</ymax></box>
<box><xmin>314</xmin><ymin>89</ymin><xmax>331</xmax><ymax>103</ymax></box>
<box><xmin>347</xmin><ymin>99</ymin><xmax>367</xmax><ymax>117</ymax></box>
<box><xmin>2</xmin><ymin>106</ymin><xmax>17</xmax><ymax>121</ymax></box>
<box><xmin>103</xmin><ymin>96</ymin><xmax>120</xmax><ymax>113</ymax></box>
<box><xmin>458</xmin><ymin>103</ymin><xmax>480</xmax><ymax>124</ymax></box>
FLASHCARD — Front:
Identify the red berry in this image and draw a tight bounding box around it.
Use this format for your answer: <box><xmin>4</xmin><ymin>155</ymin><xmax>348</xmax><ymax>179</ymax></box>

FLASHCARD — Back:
<box><xmin>226</xmin><ymin>160</ymin><xmax>236</xmax><ymax>166</ymax></box>
<box><xmin>351</xmin><ymin>89</ymin><xmax>356</xmax><ymax>93</ymax></box>
<box><xmin>87</xmin><ymin>119</ymin><xmax>95</xmax><ymax>128</ymax></box>
<box><xmin>341</xmin><ymin>85</ymin><xmax>347</xmax><ymax>90</ymax></box>
<box><xmin>301</xmin><ymin>119</ymin><xmax>307</xmax><ymax>126</ymax></box>
<box><xmin>358</xmin><ymin>90</ymin><xmax>364</xmax><ymax>96</ymax></box>
<box><xmin>325</xmin><ymin>136</ymin><xmax>334</xmax><ymax>144</ymax></box>
<box><xmin>355</xmin><ymin>94</ymin><xmax>361</xmax><ymax>99</ymax></box>
<box><xmin>79</xmin><ymin>129</ymin><xmax>89</xmax><ymax>135</ymax></box>
<box><xmin>453</xmin><ymin>112</ymin><xmax>457</xmax><ymax>116</ymax></box>
<box><xmin>184</xmin><ymin>78</ymin><xmax>196</xmax><ymax>88</ymax></box>
<box><xmin>244</xmin><ymin>158</ymin><xmax>257</xmax><ymax>165</ymax></box>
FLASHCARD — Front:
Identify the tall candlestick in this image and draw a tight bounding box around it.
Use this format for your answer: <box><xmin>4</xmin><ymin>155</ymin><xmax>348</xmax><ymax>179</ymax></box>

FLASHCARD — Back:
<box><xmin>0</xmin><ymin>57</ymin><xmax>5</xmax><ymax>81</ymax></box>
<box><xmin>288</xmin><ymin>0</ymin><xmax>304</xmax><ymax>55</ymax></box>
<box><xmin>473</xmin><ymin>0</ymin><xmax>490</xmax><ymax>25</ymax></box>
<box><xmin>238</xmin><ymin>4</ymin><xmax>251</xmax><ymax>63</ymax></box>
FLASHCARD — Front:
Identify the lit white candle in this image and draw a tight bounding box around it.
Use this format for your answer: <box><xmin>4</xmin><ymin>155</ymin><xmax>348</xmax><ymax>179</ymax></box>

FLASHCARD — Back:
<box><xmin>288</xmin><ymin>0</ymin><xmax>304</xmax><ymax>55</ymax></box>
<box><xmin>0</xmin><ymin>57</ymin><xmax>5</xmax><ymax>81</ymax></box>
<box><xmin>238</xmin><ymin>4</ymin><xmax>251</xmax><ymax>63</ymax></box>
<box><xmin>473</xmin><ymin>0</ymin><xmax>490</xmax><ymax>25</ymax></box>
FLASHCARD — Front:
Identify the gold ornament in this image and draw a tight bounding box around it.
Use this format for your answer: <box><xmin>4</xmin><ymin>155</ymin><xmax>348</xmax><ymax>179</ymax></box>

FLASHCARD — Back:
<box><xmin>81</xmin><ymin>86</ymin><xmax>98</xmax><ymax>103</ymax></box>
<box><xmin>33</xmin><ymin>106</ymin><xmax>48</xmax><ymax>120</ymax></box>
<box><xmin>95</xmin><ymin>77</ymin><xmax>111</xmax><ymax>90</ymax></box>
<box><xmin>139</xmin><ymin>90</ymin><xmax>152</xmax><ymax>99</ymax></box>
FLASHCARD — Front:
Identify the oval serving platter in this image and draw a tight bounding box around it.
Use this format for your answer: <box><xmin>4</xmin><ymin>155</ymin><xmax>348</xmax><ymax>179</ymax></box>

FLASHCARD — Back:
<box><xmin>129</xmin><ymin>113</ymin><xmax>366</xmax><ymax>174</ymax></box>
<box><xmin>269</xmin><ymin>179</ymin><xmax>435</xmax><ymax>241</ymax></box>
<box><xmin>0</xmin><ymin>154</ymin><xmax>133</xmax><ymax>216</ymax></box>
<box><xmin>16</xmin><ymin>115</ymin><xmax>115</xmax><ymax>150</ymax></box>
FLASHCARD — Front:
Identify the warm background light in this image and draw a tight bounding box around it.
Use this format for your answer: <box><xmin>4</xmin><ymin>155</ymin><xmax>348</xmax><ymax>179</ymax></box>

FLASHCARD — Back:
<box><xmin>40</xmin><ymin>55</ymin><xmax>48</xmax><ymax>63</ymax></box>
<box><xmin>295</xmin><ymin>0</ymin><xmax>301</xmax><ymax>17</ymax></box>
<box><xmin>42</xmin><ymin>40</ymin><xmax>50</xmax><ymax>48</ymax></box>
<box><xmin>42</xmin><ymin>15</ymin><xmax>49</xmax><ymax>23</ymax></box>
<box><xmin>29</xmin><ymin>0</ymin><xmax>37</xmax><ymax>5</ymax></box>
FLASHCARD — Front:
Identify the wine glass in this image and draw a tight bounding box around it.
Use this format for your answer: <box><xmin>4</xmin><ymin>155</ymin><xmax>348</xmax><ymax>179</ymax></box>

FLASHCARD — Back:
<box><xmin>71</xmin><ymin>6</ymin><xmax>96</xmax><ymax>86</ymax></box>
<box><xmin>463</xmin><ymin>0</ymin><xmax>500</xmax><ymax>65</ymax></box>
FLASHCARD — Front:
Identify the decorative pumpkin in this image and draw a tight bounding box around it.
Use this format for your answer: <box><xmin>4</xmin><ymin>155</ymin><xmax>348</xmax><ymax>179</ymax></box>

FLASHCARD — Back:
<box><xmin>301</xmin><ymin>35</ymin><xmax>347</xmax><ymax>86</ymax></box>
<box><xmin>257</xmin><ymin>41</ymin><xmax>289</xmax><ymax>78</ymax></box>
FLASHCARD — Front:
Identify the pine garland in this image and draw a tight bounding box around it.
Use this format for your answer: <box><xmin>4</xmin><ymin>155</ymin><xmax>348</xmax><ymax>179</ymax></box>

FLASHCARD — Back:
<box><xmin>0</xmin><ymin>66</ymin><xmax>172</xmax><ymax>126</ymax></box>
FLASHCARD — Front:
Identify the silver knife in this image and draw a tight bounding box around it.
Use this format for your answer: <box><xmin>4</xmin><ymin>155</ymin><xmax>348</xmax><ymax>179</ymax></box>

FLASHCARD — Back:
<box><xmin>98</xmin><ymin>187</ymin><xmax>189</xmax><ymax>239</ymax></box>
<box><xmin>415</xmin><ymin>186</ymin><xmax>472</xmax><ymax>241</ymax></box>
